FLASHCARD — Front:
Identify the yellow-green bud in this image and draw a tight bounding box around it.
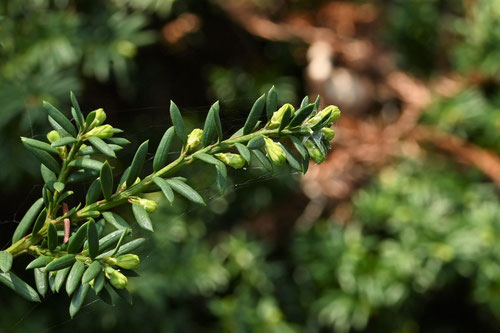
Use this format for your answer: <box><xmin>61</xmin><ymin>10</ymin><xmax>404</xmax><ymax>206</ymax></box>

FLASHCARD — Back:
<box><xmin>305</xmin><ymin>105</ymin><xmax>340</xmax><ymax>127</ymax></box>
<box><xmin>128</xmin><ymin>197</ymin><xmax>158</xmax><ymax>213</ymax></box>
<box><xmin>267</xmin><ymin>104</ymin><xmax>295</xmax><ymax>129</ymax></box>
<box><xmin>186</xmin><ymin>128</ymin><xmax>203</xmax><ymax>152</ymax></box>
<box><xmin>215</xmin><ymin>153</ymin><xmax>246</xmax><ymax>169</ymax></box>
<box><xmin>304</xmin><ymin>140</ymin><xmax>326</xmax><ymax>164</ymax></box>
<box><xmin>84</xmin><ymin>124</ymin><xmax>114</xmax><ymax>139</ymax></box>
<box><xmin>264</xmin><ymin>137</ymin><xmax>286</xmax><ymax>166</ymax></box>
<box><xmin>321</xmin><ymin>128</ymin><xmax>335</xmax><ymax>141</ymax></box>
<box><xmin>89</xmin><ymin>108</ymin><xmax>106</xmax><ymax>130</ymax></box>
<box><xmin>325</xmin><ymin>105</ymin><xmax>341</xmax><ymax>124</ymax></box>
<box><xmin>47</xmin><ymin>130</ymin><xmax>62</xmax><ymax>143</ymax></box>
<box><xmin>116</xmin><ymin>254</ymin><xmax>140</xmax><ymax>270</ymax></box>
<box><xmin>107</xmin><ymin>269</ymin><xmax>128</xmax><ymax>289</ymax></box>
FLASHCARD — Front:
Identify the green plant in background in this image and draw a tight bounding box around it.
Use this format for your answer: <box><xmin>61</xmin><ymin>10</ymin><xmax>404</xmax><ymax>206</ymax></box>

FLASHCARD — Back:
<box><xmin>0</xmin><ymin>0</ymin><xmax>155</xmax><ymax>188</ymax></box>
<box><xmin>289</xmin><ymin>157</ymin><xmax>500</xmax><ymax>332</ymax></box>
<box><xmin>0</xmin><ymin>90</ymin><xmax>340</xmax><ymax>318</ymax></box>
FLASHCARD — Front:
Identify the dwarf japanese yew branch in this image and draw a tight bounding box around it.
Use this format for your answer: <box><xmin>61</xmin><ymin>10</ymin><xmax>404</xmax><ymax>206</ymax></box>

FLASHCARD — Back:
<box><xmin>0</xmin><ymin>88</ymin><xmax>340</xmax><ymax>318</ymax></box>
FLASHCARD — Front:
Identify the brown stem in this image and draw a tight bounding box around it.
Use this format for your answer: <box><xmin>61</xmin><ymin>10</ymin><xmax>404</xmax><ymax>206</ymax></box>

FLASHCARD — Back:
<box><xmin>62</xmin><ymin>202</ymin><xmax>70</xmax><ymax>243</ymax></box>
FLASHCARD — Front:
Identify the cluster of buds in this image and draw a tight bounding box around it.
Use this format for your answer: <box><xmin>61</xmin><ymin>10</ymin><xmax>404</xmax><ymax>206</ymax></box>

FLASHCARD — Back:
<box><xmin>128</xmin><ymin>196</ymin><xmax>158</xmax><ymax>213</ymax></box>
<box><xmin>215</xmin><ymin>153</ymin><xmax>246</xmax><ymax>169</ymax></box>
<box><xmin>186</xmin><ymin>128</ymin><xmax>203</xmax><ymax>152</ymax></box>
<box><xmin>263</xmin><ymin>137</ymin><xmax>286</xmax><ymax>165</ymax></box>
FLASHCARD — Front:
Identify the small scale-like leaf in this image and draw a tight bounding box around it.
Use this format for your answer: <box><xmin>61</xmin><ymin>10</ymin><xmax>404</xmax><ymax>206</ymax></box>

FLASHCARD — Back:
<box><xmin>53</xmin><ymin>182</ymin><xmax>65</xmax><ymax>192</ymax></box>
<box><xmin>57</xmin><ymin>191</ymin><xmax>74</xmax><ymax>205</ymax></box>
<box><xmin>100</xmin><ymin>161</ymin><xmax>113</xmax><ymax>201</ymax></box>
<box><xmin>43</xmin><ymin>101</ymin><xmax>77</xmax><ymax>137</ymax></box>
<box><xmin>82</xmin><ymin>261</ymin><xmax>102</xmax><ymax>284</ymax></box>
<box><xmin>243</xmin><ymin>94</ymin><xmax>266</xmax><ymax>135</ymax></box>
<box><xmin>153</xmin><ymin>126</ymin><xmax>175</xmax><ymax>172</ymax></box>
<box><xmin>132</xmin><ymin>204</ymin><xmax>154</xmax><ymax>232</ymax></box>
<box><xmin>62</xmin><ymin>203</ymin><xmax>80</xmax><ymax>219</ymax></box>
<box><xmin>88</xmin><ymin>137</ymin><xmax>116</xmax><ymax>158</ymax></box>
<box><xmin>12</xmin><ymin>198</ymin><xmax>44</xmax><ymax>243</ymax></box>
<box><xmin>288</xmin><ymin>104</ymin><xmax>315</xmax><ymax>128</ymax></box>
<box><xmin>70</xmin><ymin>91</ymin><xmax>85</xmax><ymax>130</ymax></box>
<box><xmin>96</xmin><ymin>238</ymin><xmax>145</xmax><ymax>259</ymax></box>
<box><xmin>54</xmin><ymin>267</ymin><xmax>71</xmax><ymax>293</ymax></box>
<box><xmin>67</xmin><ymin>223</ymin><xmax>89</xmax><ymax>254</ymax></box>
<box><xmin>51</xmin><ymin>137</ymin><xmax>77</xmax><ymax>147</ymax></box>
<box><xmin>23</xmin><ymin>143</ymin><xmax>61</xmax><ymax>174</ymax></box>
<box><xmin>234</xmin><ymin>143</ymin><xmax>251</xmax><ymax>163</ymax></box>
<box><xmin>98</xmin><ymin>230</ymin><xmax>127</xmax><ymax>253</ymax></box>
<box><xmin>170</xmin><ymin>101</ymin><xmax>186</xmax><ymax>144</ymax></box>
<box><xmin>193</xmin><ymin>152</ymin><xmax>221</xmax><ymax>166</ymax></box>
<box><xmin>45</xmin><ymin>254</ymin><xmax>76</xmax><ymax>272</ymax></box>
<box><xmin>21</xmin><ymin>137</ymin><xmax>59</xmax><ymax>155</ymax></box>
<box><xmin>301</xmin><ymin>156</ymin><xmax>309</xmax><ymax>174</ymax></box>
<box><xmin>32</xmin><ymin>208</ymin><xmax>47</xmax><ymax>234</ymax></box>
<box><xmin>93</xmin><ymin>270</ymin><xmax>105</xmax><ymax>294</ymax></box>
<box><xmin>278</xmin><ymin>105</ymin><xmax>293</xmax><ymax>132</ymax></box>
<box><xmin>71</xmin><ymin>107</ymin><xmax>84</xmax><ymax>131</ymax></box>
<box><xmin>281</xmin><ymin>144</ymin><xmax>302</xmax><ymax>171</ymax></box>
<box><xmin>300</xmin><ymin>95</ymin><xmax>309</xmax><ymax>109</ymax></box>
<box><xmin>166</xmin><ymin>178</ymin><xmax>205</xmax><ymax>205</ymax></box>
<box><xmin>202</xmin><ymin>101</ymin><xmax>219</xmax><ymax>146</ymax></box>
<box><xmin>42</xmin><ymin>186</ymin><xmax>52</xmax><ymax>207</ymax></box>
<box><xmin>48</xmin><ymin>272</ymin><xmax>56</xmax><ymax>293</ymax></box>
<box><xmin>313</xmin><ymin>94</ymin><xmax>321</xmax><ymax>112</ymax></box>
<box><xmin>215</xmin><ymin>164</ymin><xmax>227</xmax><ymax>194</ymax></box>
<box><xmin>125</xmin><ymin>140</ymin><xmax>148</xmax><ymax>187</ymax></box>
<box><xmin>253</xmin><ymin>150</ymin><xmax>273</xmax><ymax>172</ymax></box>
<box><xmin>66</xmin><ymin>261</ymin><xmax>85</xmax><ymax>296</ymax></box>
<box><xmin>247</xmin><ymin>135</ymin><xmax>265</xmax><ymax>149</ymax></box>
<box><xmin>106</xmin><ymin>137</ymin><xmax>131</xmax><ymax>145</ymax></box>
<box><xmin>266</xmin><ymin>86</ymin><xmax>278</xmax><ymax>119</ymax></box>
<box><xmin>69</xmin><ymin>158</ymin><xmax>104</xmax><ymax>171</ymax></box>
<box><xmin>102</xmin><ymin>212</ymin><xmax>130</xmax><ymax>230</ymax></box>
<box><xmin>48</xmin><ymin>116</ymin><xmax>71</xmax><ymax>137</ymax></box>
<box><xmin>67</xmin><ymin>170</ymin><xmax>98</xmax><ymax>183</ymax></box>
<box><xmin>0</xmin><ymin>271</ymin><xmax>41</xmax><ymax>302</ymax></box>
<box><xmin>312</xmin><ymin>131</ymin><xmax>327</xmax><ymax>156</ymax></box>
<box><xmin>41</xmin><ymin>164</ymin><xmax>57</xmax><ymax>188</ymax></box>
<box><xmin>26</xmin><ymin>256</ymin><xmax>53</xmax><ymax>270</ymax></box>
<box><xmin>34</xmin><ymin>268</ymin><xmax>48</xmax><ymax>297</ymax></box>
<box><xmin>290</xmin><ymin>136</ymin><xmax>308</xmax><ymax>159</ymax></box>
<box><xmin>214</xmin><ymin>103</ymin><xmax>223</xmax><ymax>141</ymax></box>
<box><xmin>86</xmin><ymin>179</ymin><xmax>101</xmax><ymax>205</ymax></box>
<box><xmin>78</xmin><ymin>144</ymin><xmax>123</xmax><ymax>156</ymax></box>
<box><xmin>0</xmin><ymin>251</ymin><xmax>13</xmax><ymax>273</ymax></box>
<box><xmin>87</xmin><ymin>220</ymin><xmax>99</xmax><ymax>259</ymax></box>
<box><xmin>152</xmin><ymin>177</ymin><xmax>174</xmax><ymax>204</ymax></box>
<box><xmin>69</xmin><ymin>283</ymin><xmax>90</xmax><ymax>318</ymax></box>
<box><xmin>311</xmin><ymin>109</ymin><xmax>332</xmax><ymax>130</ymax></box>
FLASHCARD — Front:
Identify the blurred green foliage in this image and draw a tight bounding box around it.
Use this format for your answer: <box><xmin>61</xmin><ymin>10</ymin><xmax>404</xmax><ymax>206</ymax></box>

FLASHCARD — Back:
<box><xmin>2</xmin><ymin>0</ymin><xmax>500</xmax><ymax>332</ymax></box>
<box><xmin>0</xmin><ymin>0</ymin><xmax>155</xmax><ymax>187</ymax></box>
